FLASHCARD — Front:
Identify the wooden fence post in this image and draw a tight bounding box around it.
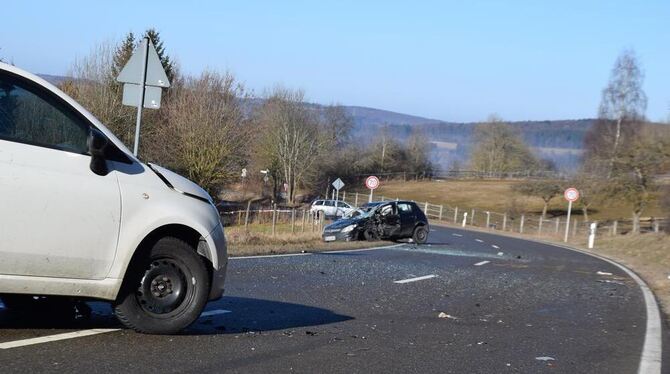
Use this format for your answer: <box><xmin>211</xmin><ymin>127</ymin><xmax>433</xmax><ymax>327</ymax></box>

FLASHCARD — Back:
<box><xmin>486</xmin><ymin>211</ymin><xmax>490</xmax><ymax>229</ymax></box>
<box><xmin>520</xmin><ymin>214</ymin><xmax>525</xmax><ymax>234</ymax></box>
<box><xmin>470</xmin><ymin>209</ymin><xmax>475</xmax><ymax>225</ymax></box>
<box><xmin>354</xmin><ymin>192</ymin><xmax>359</xmax><ymax>206</ymax></box>
<box><xmin>271</xmin><ymin>204</ymin><xmax>277</xmax><ymax>236</ymax></box>
<box><xmin>291</xmin><ymin>208</ymin><xmax>296</xmax><ymax>233</ymax></box>
<box><xmin>301</xmin><ymin>209</ymin><xmax>306</xmax><ymax>233</ymax></box>
<box><xmin>653</xmin><ymin>220</ymin><xmax>659</xmax><ymax>233</ymax></box>
<box><xmin>439</xmin><ymin>205</ymin><xmax>443</xmax><ymax>221</ymax></box>
<box><xmin>612</xmin><ymin>220</ymin><xmax>618</xmax><ymax>236</ymax></box>
<box><xmin>454</xmin><ymin>207</ymin><xmax>459</xmax><ymax>223</ymax></box>
<box><xmin>554</xmin><ymin>218</ymin><xmax>560</xmax><ymax>234</ymax></box>
<box><xmin>244</xmin><ymin>200</ymin><xmax>251</xmax><ymax>230</ymax></box>
<box><xmin>538</xmin><ymin>217</ymin><xmax>543</xmax><ymax>235</ymax></box>
<box><xmin>343</xmin><ymin>191</ymin><xmax>346</xmax><ymax>203</ymax></box>
<box><xmin>502</xmin><ymin>213</ymin><xmax>507</xmax><ymax>231</ymax></box>
<box><xmin>572</xmin><ymin>218</ymin><xmax>578</xmax><ymax>238</ymax></box>
<box><xmin>424</xmin><ymin>202</ymin><xmax>429</xmax><ymax>213</ymax></box>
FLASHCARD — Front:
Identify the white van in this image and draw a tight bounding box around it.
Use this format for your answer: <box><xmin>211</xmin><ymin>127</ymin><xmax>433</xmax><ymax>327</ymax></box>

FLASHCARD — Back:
<box><xmin>0</xmin><ymin>62</ymin><xmax>227</xmax><ymax>334</ymax></box>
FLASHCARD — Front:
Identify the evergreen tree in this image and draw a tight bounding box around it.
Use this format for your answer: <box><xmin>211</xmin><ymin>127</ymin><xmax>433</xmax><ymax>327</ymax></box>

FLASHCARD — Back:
<box><xmin>144</xmin><ymin>28</ymin><xmax>175</xmax><ymax>83</ymax></box>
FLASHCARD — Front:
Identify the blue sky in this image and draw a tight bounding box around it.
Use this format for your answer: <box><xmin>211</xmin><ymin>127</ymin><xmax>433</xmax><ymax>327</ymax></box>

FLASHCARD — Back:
<box><xmin>2</xmin><ymin>0</ymin><xmax>668</xmax><ymax>122</ymax></box>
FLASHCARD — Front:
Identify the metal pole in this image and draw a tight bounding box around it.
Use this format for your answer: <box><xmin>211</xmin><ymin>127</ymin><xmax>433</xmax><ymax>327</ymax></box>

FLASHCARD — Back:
<box><xmin>564</xmin><ymin>200</ymin><xmax>572</xmax><ymax>242</ymax></box>
<box><xmin>369</xmin><ymin>188</ymin><xmax>373</xmax><ymax>203</ymax></box>
<box><xmin>132</xmin><ymin>37</ymin><xmax>150</xmax><ymax>156</ymax></box>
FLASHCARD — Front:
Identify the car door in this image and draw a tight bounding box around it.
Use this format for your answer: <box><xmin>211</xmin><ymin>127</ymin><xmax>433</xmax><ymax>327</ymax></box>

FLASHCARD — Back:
<box><xmin>397</xmin><ymin>203</ymin><xmax>417</xmax><ymax>236</ymax></box>
<box><xmin>380</xmin><ymin>203</ymin><xmax>401</xmax><ymax>237</ymax></box>
<box><xmin>0</xmin><ymin>71</ymin><xmax>121</xmax><ymax>280</ymax></box>
<box><xmin>323</xmin><ymin>200</ymin><xmax>336</xmax><ymax>216</ymax></box>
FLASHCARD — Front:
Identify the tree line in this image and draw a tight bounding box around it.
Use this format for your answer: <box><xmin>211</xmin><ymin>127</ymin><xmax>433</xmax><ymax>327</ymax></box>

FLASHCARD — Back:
<box><xmin>58</xmin><ymin>30</ymin><xmax>434</xmax><ymax>204</ymax></box>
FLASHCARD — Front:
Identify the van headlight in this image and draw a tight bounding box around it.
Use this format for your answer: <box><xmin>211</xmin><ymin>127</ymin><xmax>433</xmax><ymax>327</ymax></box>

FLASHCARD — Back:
<box><xmin>341</xmin><ymin>224</ymin><xmax>357</xmax><ymax>233</ymax></box>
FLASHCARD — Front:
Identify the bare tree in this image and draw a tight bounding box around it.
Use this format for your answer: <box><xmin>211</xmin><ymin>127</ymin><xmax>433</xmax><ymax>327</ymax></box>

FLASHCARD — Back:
<box><xmin>254</xmin><ymin>87</ymin><xmax>326</xmax><ymax>204</ymax></box>
<box><xmin>471</xmin><ymin>115</ymin><xmax>539</xmax><ymax>176</ymax></box>
<box><xmin>150</xmin><ymin>70</ymin><xmax>249</xmax><ymax>195</ymax></box>
<box><xmin>584</xmin><ymin>49</ymin><xmax>647</xmax><ymax>178</ymax></box>
<box><xmin>514</xmin><ymin>180</ymin><xmax>562</xmax><ymax>219</ymax></box>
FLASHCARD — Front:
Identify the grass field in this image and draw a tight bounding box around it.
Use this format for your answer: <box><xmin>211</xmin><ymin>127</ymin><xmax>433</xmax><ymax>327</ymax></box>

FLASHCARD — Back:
<box><xmin>362</xmin><ymin>179</ymin><xmax>665</xmax><ymax>221</ymax></box>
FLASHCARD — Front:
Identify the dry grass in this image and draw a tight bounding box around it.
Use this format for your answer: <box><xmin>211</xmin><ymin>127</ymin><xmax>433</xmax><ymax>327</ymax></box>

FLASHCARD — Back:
<box><xmin>369</xmin><ymin>179</ymin><xmax>665</xmax><ymax>221</ymax></box>
<box><xmin>224</xmin><ymin>224</ymin><xmax>383</xmax><ymax>256</ymax></box>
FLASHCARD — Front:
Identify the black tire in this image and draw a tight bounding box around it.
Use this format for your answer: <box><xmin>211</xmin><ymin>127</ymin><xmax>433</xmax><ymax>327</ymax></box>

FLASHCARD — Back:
<box><xmin>113</xmin><ymin>237</ymin><xmax>210</xmax><ymax>334</ymax></box>
<box><xmin>363</xmin><ymin>227</ymin><xmax>379</xmax><ymax>241</ymax></box>
<box><xmin>412</xmin><ymin>226</ymin><xmax>429</xmax><ymax>244</ymax></box>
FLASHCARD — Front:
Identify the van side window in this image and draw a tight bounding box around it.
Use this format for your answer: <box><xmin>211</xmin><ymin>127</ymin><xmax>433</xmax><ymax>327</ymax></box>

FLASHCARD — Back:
<box><xmin>0</xmin><ymin>73</ymin><xmax>89</xmax><ymax>154</ymax></box>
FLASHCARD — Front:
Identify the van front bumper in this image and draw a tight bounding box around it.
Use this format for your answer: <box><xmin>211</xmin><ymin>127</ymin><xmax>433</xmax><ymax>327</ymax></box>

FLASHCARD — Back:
<box><xmin>204</xmin><ymin>222</ymin><xmax>228</xmax><ymax>300</ymax></box>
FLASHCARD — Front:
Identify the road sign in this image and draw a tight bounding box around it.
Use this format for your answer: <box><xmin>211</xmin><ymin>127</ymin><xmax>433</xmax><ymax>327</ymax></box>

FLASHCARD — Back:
<box><xmin>365</xmin><ymin>176</ymin><xmax>380</xmax><ymax>190</ymax></box>
<box><xmin>116</xmin><ymin>37</ymin><xmax>171</xmax><ymax>156</ymax></box>
<box><xmin>332</xmin><ymin>178</ymin><xmax>345</xmax><ymax>191</ymax></box>
<box><xmin>564</xmin><ymin>188</ymin><xmax>579</xmax><ymax>202</ymax></box>
<box><xmin>563</xmin><ymin>187</ymin><xmax>579</xmax><ymax>242</ymax></box>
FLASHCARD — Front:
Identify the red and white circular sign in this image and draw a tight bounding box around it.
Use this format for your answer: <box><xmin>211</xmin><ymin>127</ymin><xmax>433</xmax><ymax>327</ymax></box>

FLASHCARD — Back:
<box><xmin>365</xmin><ymin>176</ymin><xmax>380</xmax><ymax>190</ymax></box>
<box><xmin>564</xmin><ymin>187</ymin><xmax>579</xmax><ymax>202</ymax></box>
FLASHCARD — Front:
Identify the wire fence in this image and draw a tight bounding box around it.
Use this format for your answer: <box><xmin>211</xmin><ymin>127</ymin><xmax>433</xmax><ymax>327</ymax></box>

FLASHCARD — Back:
<box><xmin>333</xmin><ymin>191</ymin><xmax>668</xmax><ymax>247</ymax></box>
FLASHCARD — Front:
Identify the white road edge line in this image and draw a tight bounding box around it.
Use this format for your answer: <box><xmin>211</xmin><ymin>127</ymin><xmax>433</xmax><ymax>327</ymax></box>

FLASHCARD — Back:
<box><xmin>394</xmin><ymin>274</ymin><xmax>438</xmax><ymax>284</ymax></box>
<box><xmin>200</xmin><ymin>309</ymin><xmax>231</xmax><ymax>317</ymax></box>
<box><xmin>560</xmin><ymin>245</ymin><xmax>662</xmax><ymax>374</ymax></box>
<box><xmin>436</xmin><ymin>226</ymin><xmax>662</xmax><ymax>373</ymax></box>
<box><xmin>229</xmin><ymin>243</ymin><xmax>404</xmax><ymax>259</ymax></box>
<box><xmin>0</xmin><ymin>329</ymin><xmax>120</xmax><ymax>350</ymax></box>
<box><xmin>474</xmin><ymin>260</ymin><xmax>490</xmax><ymax>266</ymax></box>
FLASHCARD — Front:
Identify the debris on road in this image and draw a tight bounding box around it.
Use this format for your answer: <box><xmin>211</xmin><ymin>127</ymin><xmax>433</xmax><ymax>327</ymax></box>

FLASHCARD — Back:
<box><xmin>596</xmin><ymin>271</ymin><xmax>613</xmax><ymax>276</ymax></box>
<box><xmin>535</xmin><ymin>356</ymin><xmax>556</xmax><ymax>361</ymax></box>
<box><xmin>497</xmin><ymin>252</ymin><xmax>504</xmax><ymax>256</ymax></box>
<box><xmin>438</xmin><ymin>312</ymin><xmax>458</xmax><ymax>320</ymax></box>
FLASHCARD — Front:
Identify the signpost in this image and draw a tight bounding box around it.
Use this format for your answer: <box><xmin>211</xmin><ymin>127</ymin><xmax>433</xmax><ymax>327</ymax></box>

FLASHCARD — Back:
<box><xmin>332</xmin><ymin>178</ymin><xmax>345</xmax><ymax>201</ymax></box>
<box><xmin>365</xmin><ymin>176</ymin><xmax>380</xmax><ymax>202</ymax></box>
<box><xmin>563</xmin><ymin>187</ymin><xmax>580</xmax><ymax>242</ymax></box>
<box><xmin>117</xmin><ymin>37</ymin><xmax>171</xmax><ymax>156</ymax></box>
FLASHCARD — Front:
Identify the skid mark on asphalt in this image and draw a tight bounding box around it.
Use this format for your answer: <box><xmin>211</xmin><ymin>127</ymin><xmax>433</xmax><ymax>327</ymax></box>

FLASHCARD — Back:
<box><xmin>392</xmin><ymin>246</ymin><xmax>511</xmax><ymax>260</ymax></box>
<box><xmin>394</xmin><ymin>274</ymin><xmax>438</xmax><ymax>284</ymax></box>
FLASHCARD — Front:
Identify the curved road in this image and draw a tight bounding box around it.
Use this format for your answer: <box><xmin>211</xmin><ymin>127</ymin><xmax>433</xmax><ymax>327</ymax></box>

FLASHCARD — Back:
<box><xmin>0</xmin><ymin>225</ymin><xmax>665</xmax><ymax>373</ymax></box>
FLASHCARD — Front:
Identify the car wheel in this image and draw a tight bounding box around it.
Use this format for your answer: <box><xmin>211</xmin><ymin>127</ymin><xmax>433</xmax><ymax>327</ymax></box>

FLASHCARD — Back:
<box><xmin>113</xmin><ymin>237</ymin><xmax>210</xmax><ymax>334</ymax></box>
<box><xmin>363</xmin><ymin>227</ymin><xmax>379</xmax><ymax>241</ymax></box>
<box><xmin>412</xmin><ymin>226</ymin><xmax>429</xmax><ymax>244</ymax></box>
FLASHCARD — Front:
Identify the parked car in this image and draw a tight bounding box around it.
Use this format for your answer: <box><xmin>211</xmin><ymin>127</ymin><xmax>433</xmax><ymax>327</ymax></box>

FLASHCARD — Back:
<box><xmin>0</xmin><ymin>62</ymin><xmax>227</xmax><ymax>334</ymax></box>
<box><xmin>322</xmin><ymin>201</ymin><xmax>429</xmax><ymax>244</ymax></box>
<box><xmin>310</xmin><ymin>199</ymin><xmax>355</xmax><ymax>218</ymax></box>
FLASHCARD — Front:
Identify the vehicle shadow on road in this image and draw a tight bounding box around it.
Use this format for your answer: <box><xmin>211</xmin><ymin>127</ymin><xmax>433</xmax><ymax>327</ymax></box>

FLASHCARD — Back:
<box><xmin>187</xmin><ymin>296</ymin><xmax>353</xmax><ymax>335</ymax></box>
<box><xmin>0</xmin><ymin>297</ymin><xmax>353</xmax><ymax>336</ymax></box>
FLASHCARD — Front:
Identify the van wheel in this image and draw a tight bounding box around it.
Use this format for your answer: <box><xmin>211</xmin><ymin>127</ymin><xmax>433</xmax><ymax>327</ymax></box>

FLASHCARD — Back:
<box><xmin>113</xmin><ymin>237</ymin><xmax>210</xmax><ymax>334</ymax></box>
<box><xmin>412</xmin><ymin>226</ymin><xmax>429</xmax><ymax>244</ymax></box>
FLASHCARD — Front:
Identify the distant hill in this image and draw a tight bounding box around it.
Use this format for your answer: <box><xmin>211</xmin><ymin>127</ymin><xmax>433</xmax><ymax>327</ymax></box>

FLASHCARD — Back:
<box><xmin>38</xmin><ymin>73</ymin><xmax>592</xmax><ymax>171</ymax></box>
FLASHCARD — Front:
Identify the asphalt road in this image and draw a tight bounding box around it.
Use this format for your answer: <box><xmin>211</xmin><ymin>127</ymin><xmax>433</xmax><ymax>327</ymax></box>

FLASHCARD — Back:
<box><xmin>0</xmin><ymin>225</ymin><xmax>666</xmax><ymax>373</ymax></box>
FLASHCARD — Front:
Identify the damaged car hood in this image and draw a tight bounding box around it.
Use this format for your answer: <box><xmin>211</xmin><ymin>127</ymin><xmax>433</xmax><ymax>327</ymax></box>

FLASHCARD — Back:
<box><xmin>148</xmin><ymin>163</ymin><xmax>212</xmax><ymax>203</ymax></box>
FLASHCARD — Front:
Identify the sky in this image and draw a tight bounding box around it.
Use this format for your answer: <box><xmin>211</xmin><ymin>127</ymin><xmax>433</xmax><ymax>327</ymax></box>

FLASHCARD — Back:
<box><xmin>2</xmin><ymin>0</ymin><xmax>668</xmax><ymax>122</ymax></box>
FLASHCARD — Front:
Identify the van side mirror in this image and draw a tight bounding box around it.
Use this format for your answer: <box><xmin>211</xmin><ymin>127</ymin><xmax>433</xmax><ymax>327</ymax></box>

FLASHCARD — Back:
<box><xmin>88</xmin><ymin>128</ymin><xmax>109</xmax><ymax>176</ymax></box>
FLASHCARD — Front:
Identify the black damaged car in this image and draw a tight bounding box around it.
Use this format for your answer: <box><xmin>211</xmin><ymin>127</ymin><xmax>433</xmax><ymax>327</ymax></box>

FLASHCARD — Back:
<box><xmin>322</xmin><ymin>201</ymin><xmax>429</xmax><ymax>244</ymax></box>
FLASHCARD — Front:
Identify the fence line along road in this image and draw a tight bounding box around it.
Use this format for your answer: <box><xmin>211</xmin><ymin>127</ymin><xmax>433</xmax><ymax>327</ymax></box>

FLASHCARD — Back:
<box><xmin>334</xmin><ymin>192</ymin><xmax>668</xmax><ymax>249</ymax></box>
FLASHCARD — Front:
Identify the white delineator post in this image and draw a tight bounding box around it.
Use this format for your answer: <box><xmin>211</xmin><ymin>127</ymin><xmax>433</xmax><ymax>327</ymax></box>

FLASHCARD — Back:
<box><xmin>588</xmin><ymin>222</ymin><xmax>597</xmax><ymax>249</ymax></box>
<box><xmin>462</xmin><ymin>212</ymin><xmax>468</xmax><ymax>227</ymax></box>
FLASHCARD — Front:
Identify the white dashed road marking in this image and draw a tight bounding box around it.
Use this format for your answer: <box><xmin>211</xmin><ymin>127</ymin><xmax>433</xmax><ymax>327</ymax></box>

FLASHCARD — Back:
<box><xmin>394</xmin><ymin>274</ymin><xmax>438</xmax><ymax>284</ymax></box>
<box><xmin>0</xmin><ymin>329</ymin><xmax>120</xmax><ymax>350</ymax></box>
<box><xmin>452</xmin><ymin>233</ymin><xmax>463</xmax><ymax>237</ymax></box>
<box><xmin>474</xmin><ymin>261</ymin><xmax>490</xmax><ymax>266</ymax></box>
<box><xmin>475</xmin><ymin>239</ymin><xmax>484</xmax><ymax>243</ymax></box>
<box><xmin>491</xmin><ymin>245</ymin><xmax>500</xmax><ymax>249</ymax></box>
